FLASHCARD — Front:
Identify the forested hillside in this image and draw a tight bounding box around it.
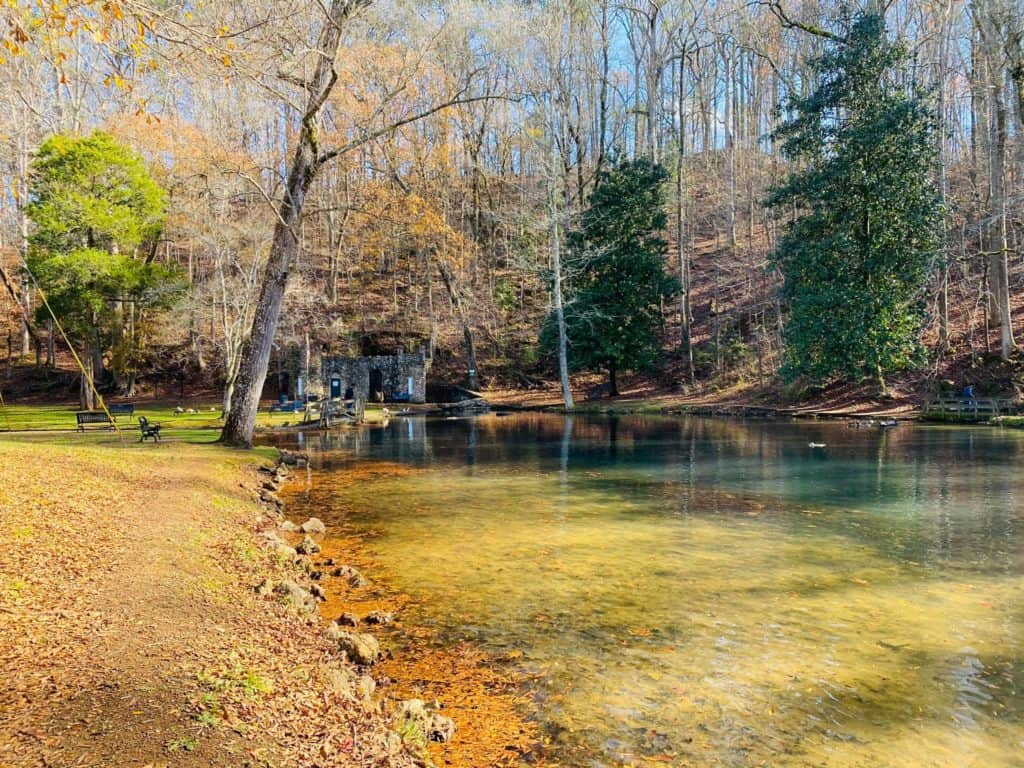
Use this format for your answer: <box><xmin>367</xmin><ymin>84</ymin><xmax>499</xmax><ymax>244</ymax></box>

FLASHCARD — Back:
<box><xmin>1</xmin><ymin>0</ymin><xmax>1022</xmax><ymax>417</ymax></box>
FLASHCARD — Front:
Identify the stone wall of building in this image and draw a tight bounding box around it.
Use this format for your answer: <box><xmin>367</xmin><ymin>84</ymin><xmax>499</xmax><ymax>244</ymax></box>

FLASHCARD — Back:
<box><xmin>321</xmin><ymin>351</ymin><xmax>428</xmax><ymax>404</ymax></box>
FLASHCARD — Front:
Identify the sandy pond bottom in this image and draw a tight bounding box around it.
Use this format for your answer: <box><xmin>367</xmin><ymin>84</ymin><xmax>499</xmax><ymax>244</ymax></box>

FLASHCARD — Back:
<box><xmin>271</xmin><ymin>414</ymin><xmax>1024</xmax><ymax>767</ymax></box>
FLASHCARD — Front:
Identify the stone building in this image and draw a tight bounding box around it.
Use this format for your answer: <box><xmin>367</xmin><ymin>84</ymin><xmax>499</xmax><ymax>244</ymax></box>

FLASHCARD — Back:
<box><xmin>321</xmin><ymin>348</ymin><xmax>429</xmax><ymax>404</ymax></box>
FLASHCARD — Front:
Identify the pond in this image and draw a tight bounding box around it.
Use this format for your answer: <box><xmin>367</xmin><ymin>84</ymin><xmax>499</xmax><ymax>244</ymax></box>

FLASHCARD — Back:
<box><xmin>275</xmin><ymin>414</ymin><xmax>1024</xmax><ymax>767</ymax></box>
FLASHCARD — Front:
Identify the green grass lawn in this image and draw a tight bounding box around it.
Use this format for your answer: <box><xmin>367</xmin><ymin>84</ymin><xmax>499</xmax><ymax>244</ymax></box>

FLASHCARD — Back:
<box><xmin>0</xmin><ymin>401</ymin><xmax>298</xmax><ymax>440</ymax></box>
<box><xmin>0</xmin><ymin>399</ymin><xmax>389</xmax><ymax>450</ymax></box>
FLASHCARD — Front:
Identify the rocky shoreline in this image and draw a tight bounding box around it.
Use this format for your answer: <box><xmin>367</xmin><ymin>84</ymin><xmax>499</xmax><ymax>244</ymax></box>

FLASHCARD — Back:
<box><xmin>250</xmin><ymin>449</ymin><xmax>458</xmax><ymax>763</ymax></box>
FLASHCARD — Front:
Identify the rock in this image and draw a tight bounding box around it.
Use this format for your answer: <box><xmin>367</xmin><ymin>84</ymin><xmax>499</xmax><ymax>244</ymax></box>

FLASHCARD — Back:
<box><xmin>332</xmin><ymin>565</ymin><xmax>367</xmax><ymax>587</ymax></box>
<box><xmin>174</xmin><ymin>406</ymin><xmax>184</xmax><ymax>414</ymax></box>
<box><xmin>262</xmin><ymin>480</ymin><xmax>279</xmax><ymax>492</ymax></box>
<box><xmin>300</xmin><ymin>517</ymin><xmax>326</xmax><ymax>534</ymax></box>
<box><xmin>186</xmin><ymin>408</ymin><xmax>196</xmax><ymax>414</ymax></box>
<box><xmin>331</xmin><ymin>630</ymin><xmax>380</xmax><ymax>665</ymax></box>
<box><xmin>279</xmin><ymin>520</ymin><xmax>300</xmax><ymax>533</ymax></box>
<box><xmin>357</xmin><ymin>675</ymin><xmax>376</xmax><ymax>700</ymax></box>
<box><xmin>296</xmin><ymin>536</ymin><xmax>321</xmax><ymax>555</ymax></box>
<box><xmin>364</xmin><ymin>610</ymin><xmax>393</xmax><ymax>626</ymax></box>
<box><xmin>254</xmin><ymin>578</ymin><xmax>275</xmax><ymax>596</ymax></box>
<box><xmin>309</xmin><ymin>570</ymin><xmax>324</xmax><ymax>580</ymax></box>
<box><xmin>276</xmin><ymin>543</ymin><xmax>298</xmax><ymax>560</ymax></box>
<box><xmin>309</xmin><ymin>583</ymin><xmax>327</xmax><ymax>601</ymax></box>
<box><xmin>428</xmin><ymin>714</ymin><xmax>456</xmax><ymax>743</ymax></box>
<box><xmin>396</xmin><ymin>699</ymin><xmax>456</xmax><ymax>744</ymax></box>
<box><xmin>335</xmin><ymin>612</ymin><xmax>360</xmax><ymax>627</ymax></box>
<box><xmin>322</xmin><ymin>558</ymin><xmax>336</xmax><ymax>567</ymax></box>
<box><xmin>324</xmin><ymin>665</ymin><xmax>358</xmax><ymax>698</ymax></box>
<box><xmin>275</xmin><ymin>579</ymin><xmax>316</xmax><ymax>613</ymax></box>
<box><xmin>279</xmin><ymin>450</ymin><xmax>309</xmax><ymax>467</ymax></box>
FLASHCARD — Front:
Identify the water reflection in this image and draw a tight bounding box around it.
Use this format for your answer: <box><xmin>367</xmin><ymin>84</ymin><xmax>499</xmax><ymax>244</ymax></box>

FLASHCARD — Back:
<box><xmin>274</xmin><ymin>415</ymin><xmax>1024</xmax><ymax>767</ymax></box>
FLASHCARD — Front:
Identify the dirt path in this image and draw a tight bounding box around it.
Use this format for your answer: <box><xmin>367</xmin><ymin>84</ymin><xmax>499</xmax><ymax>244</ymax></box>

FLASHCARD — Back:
<box><xmin>0</xmin><ymin>438</ymin><xmax>410</xmax><ymax>768</ymax></box>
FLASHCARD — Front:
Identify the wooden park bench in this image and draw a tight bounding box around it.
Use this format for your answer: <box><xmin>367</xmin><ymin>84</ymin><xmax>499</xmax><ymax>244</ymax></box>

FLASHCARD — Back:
<box><xmin>138</xmin><ymin>416</ymin><xmax>162</xmax><ymax>442</ymax></box>
<box><xmin>76</xmin><ymin>411</ymin><xmax>114</xmax><ymax>431</ymax></box>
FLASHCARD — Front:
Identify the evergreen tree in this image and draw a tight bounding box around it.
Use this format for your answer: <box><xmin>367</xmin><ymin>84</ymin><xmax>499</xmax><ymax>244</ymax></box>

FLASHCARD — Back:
<box><xmin>543</xmin><ymin>157</ymin><xmax>678</xmax><ymax>395</ymax></box>
<box><xmin>27</xmin><ymin>132</ymin><xmax>176</xmax><ymax>406</ymax></box>
<box><xmin>767</xmin><ymin>13</ymin><xmax>943</xmax><ymax>391</ymax></box>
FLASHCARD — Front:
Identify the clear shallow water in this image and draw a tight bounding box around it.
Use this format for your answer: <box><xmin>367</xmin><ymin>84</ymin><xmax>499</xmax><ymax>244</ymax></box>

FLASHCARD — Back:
<box><xmin>280</xmin><ymin>414</ymin><xmax>1024</xmax><ymax>767</ymax></box>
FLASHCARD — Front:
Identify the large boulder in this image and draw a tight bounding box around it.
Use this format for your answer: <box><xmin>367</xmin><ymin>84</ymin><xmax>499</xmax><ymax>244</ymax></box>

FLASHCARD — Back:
<box><xmin>276</xmin><ymin>543</ymin><xmax>298</xmax><ymax>561</ymax></box>
<box><xmin>327</xmin><ymin>628</ymin><xmax>380</xmax><ymax>665</ymax></box>
<box><xmin>300</xmin><ymin>517</ymin><xmax>326</xmax><ymax>534</ymax></box>
<box><xmin>275</xmin><ymin>579</ymin><xmax>316</xmax><ymax>613</ymax></box>
<box><xmin>364</xmin><ymin>610</ymin><xmax>393</xmax><ymax>626</ymax></box>
<box><xmin>296</xmin><ymin>536</ymin><xmax>321</xmax><ymax>555</ymax></box>
<box><xmin>331</xmin><ymin>565</ymin><xmax>367</xmax><ymax>588</ymax></box>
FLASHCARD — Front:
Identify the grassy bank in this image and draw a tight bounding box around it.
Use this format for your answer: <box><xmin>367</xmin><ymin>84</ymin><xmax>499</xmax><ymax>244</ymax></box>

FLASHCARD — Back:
<box><xmin>0</xmin><ymin>401</ymin><xmax>293</xmax><ymax>435</ymax></box>
<box><xmin>0</xmin><ymin>432</ymin><xmax>414</xmax><ymax>767</ymax></box>
<box><xmin>992</xmin><ymin>416</ymin><xmax>1024</xmax><ymax>428</ymax></box>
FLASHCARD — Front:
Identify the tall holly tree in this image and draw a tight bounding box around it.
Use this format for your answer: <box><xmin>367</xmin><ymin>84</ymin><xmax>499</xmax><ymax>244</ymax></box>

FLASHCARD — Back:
<box><xmin>767</xmin><ymin>13</ymin><xmax>943</xmax><ymax>392</ymax></box>
<box><xmin>27</xmin><ymin>132</ymin><xmax>174</xmax><ymax>408</ymax></box>
<box><xmin>544</xmin><ymin>157</ymin><xmax>678</xmax><ymax>395</ymax></box>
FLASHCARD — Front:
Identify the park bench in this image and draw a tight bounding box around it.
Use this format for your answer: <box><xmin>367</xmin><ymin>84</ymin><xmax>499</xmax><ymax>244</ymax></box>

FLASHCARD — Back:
<box><xmin>269</xmin><ymin>400</ymin><xmax>305</xmax><ymax>413</ymax></box>
<box><xmin>108</xmin><ymin>403</ymin><xmax>135</xmax><ymax>421</ymax></box>
<box><xmin>76</xmin><ymin>411</ymin><xmax>114</xmax><ymax>431</ymax></box>
<box><xmin>138</xmin><ymin>416</ymin><xmax>162</xmax><ymax>442</ymax></box>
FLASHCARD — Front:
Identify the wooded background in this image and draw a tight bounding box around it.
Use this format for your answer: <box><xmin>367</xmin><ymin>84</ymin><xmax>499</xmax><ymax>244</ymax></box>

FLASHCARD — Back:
<box><xmin>1</xmin><ymin>0</ymin><xmax>1021</xmax><ymax>403</ymax></box>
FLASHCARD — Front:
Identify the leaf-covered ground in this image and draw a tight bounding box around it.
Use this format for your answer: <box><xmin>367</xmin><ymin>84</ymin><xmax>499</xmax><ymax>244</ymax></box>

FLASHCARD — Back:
<box><xmin>0</xmin><ymin>437</ymin><xmax>414</xmax><ymax>767</ymax></box>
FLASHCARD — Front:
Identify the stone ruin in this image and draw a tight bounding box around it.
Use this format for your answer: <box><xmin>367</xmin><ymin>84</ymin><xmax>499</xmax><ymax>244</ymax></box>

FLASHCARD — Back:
<box><xmin>321</xmin><ymin>348</ymin><xmax>429</xmax><ymax>405</ymax></box>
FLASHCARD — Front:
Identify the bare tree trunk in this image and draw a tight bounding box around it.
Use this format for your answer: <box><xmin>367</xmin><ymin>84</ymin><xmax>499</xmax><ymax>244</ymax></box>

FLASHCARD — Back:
<box><xmin>81</xmin><ymin>340</ymin><xmax>96</xmax><ymax>411</ymax></box>
<box><xmin>549</xmin><ymin>136</ymin><xmax>574</xmax><ymax>409</ymax></box>
<box><xmin>645</xmin><ymin>1</ymin><xmax>660</xmax><ymax>164</ymax></box>
<box><xmin>987</xmin><ymin>80</ymin><xmax>1016</xmax><ymax>358</ymax></box>
<box><xmin>975</xmin><ymin>2</ymin><xmax>1018</xmax><ymax>360</ymax></box>
<box><xmin>936</xmin><ymin>0</ymin><xmax>953</xmax><ymax>354</ymax></box>
<box><xmin>436</xmin><ymin>258</ymin><xmax>479</xmax><ymax>390</ymax></box>
<box><xmin>220</xmin><ymin>0</ymin><xmax>360</xmax><ymax>447</ymax></box>
<box><xmin>676</xmin><ymin>55</ymin><xmax>695</xmax><ymax>383</ymax></box>
<box><xmin>595</xmin><ymin>0</ymin><xmax>611</xmax><ymax>181</ymax></box>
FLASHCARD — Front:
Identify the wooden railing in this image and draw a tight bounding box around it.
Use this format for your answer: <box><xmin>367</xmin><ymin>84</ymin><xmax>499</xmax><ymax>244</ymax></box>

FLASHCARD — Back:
<box><xmin>304</xmin><ymin>397</ymin><xmax>365</xmax><ymax>427</ymax></box>
<box><xmin>921</xmin><ymin>397</ymin><xmax>1018</xmax><ymax>421</ymax></box>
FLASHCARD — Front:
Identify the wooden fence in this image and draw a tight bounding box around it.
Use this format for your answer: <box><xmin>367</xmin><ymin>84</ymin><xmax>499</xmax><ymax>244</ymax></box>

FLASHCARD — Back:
<box><xmin>921</xmin><ymin>397</ymin><xmax>1019</xmax><ymax>422</ymax></box>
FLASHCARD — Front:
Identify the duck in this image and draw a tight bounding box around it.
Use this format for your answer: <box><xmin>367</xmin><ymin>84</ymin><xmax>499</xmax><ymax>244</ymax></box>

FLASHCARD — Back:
<box><xmin>808</xmin><ymin>442</ymin><xmax>827</xmax><ymax>448</ymax></box>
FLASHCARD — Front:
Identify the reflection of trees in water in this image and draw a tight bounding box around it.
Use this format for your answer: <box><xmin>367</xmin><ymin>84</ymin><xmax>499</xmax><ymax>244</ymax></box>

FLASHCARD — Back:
<box><xmin>269</xmin><ymin>414</ymin><xmax>1024</xmax><ymax>767</ymax></box>
<box><xmin>268</xmin><ymin>414</ymin><xmax>1024</xmax><ymax>573</ymax></box>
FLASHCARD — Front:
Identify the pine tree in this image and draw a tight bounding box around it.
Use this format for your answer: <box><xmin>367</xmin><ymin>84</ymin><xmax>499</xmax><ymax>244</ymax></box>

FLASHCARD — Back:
<box><xmin>767</xmin><ymin>13</ymin><xmax>944</xmax><ymax>392</ymax></box>
<box><xmin>543</xmin><ymin>157</ymin><xmax>678</xmax><ymax>395</ymax></box>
